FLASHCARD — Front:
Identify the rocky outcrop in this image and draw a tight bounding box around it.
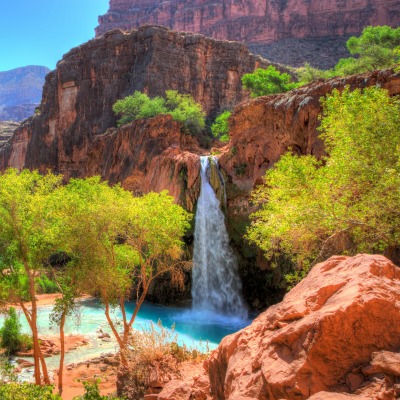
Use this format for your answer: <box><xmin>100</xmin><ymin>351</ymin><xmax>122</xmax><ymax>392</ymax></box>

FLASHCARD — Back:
<box><xmin>0</xmin><ymin>121</ymin><xmax>19</xmax><ymax>148</ymax></box>
<box><xmin>95</xmin><ymin>0</ymin><xmax>400</xmax><ymax>68</ymax></box>
<box><xmin>0</xmin><ymin>26</ymin><xmax>272</xmax><ymax>200</ymax></box>
<box><xmin>219</xmin><ymin>68</ymin><xmax>400</xmax><ymax>194</ymax></box>
<box><xmin>0</xmin><ymin>66</ymin><xmax>49</xmax><ymax>121</ymax></box>
<box><xmin>207</xmin><ymin>254</ymin><xmax>400</xmax><ymax>400</ymax></box>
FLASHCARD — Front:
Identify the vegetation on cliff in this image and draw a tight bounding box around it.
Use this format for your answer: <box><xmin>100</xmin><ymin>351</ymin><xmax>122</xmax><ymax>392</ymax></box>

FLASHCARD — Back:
<box><xmin>211</xmin><ymin>110</ymin><xmax>231</xmax><ymax>142</ymax></box>
<box><xmin>297</xmin><ymin>26</ymin><xmax>400</xmax><ymax>83</ymax></box>
<box><xmin>247</xmin><ymin>86</ymin><xmax>400</xmax><ymax>284</ymax></box>
<box><xmin>113</xmin><ymin>90</ymin><xmax>206</xmax><ymax>134</ymax></box>
<box><xmin>242</xmin><ymin>66</ymin><xmax>298</xmax><ymax>97</ymax></box>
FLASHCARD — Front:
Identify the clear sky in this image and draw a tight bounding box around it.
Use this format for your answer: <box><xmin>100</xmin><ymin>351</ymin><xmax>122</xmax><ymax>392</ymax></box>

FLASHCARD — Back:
<box><xmin>0</xmin><ymin>0</ymin><xmax>110</xmax><ymax>72</ymax></box>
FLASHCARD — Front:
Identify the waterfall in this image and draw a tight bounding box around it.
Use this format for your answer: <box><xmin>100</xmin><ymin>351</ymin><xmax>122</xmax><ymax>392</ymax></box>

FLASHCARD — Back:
<box><xmin>192</xmin><ymin>156</ymin><xmax>248</xmax><ymax>319</ymax></box>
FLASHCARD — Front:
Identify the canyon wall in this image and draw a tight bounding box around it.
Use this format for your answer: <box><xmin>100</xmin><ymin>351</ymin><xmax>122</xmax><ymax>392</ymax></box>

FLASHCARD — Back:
<box><xmin>96</xmin><ymin>0</ymin><xmax>400</xmax><ymax>67</ymax></box>
<box><xmin>0</xmin><ymin>65</ymin><xmax>49</xmax><ymax>121</ymax></box>
<box><xmin>0</xmin><ymin>25</ymin><xmax>270</xmax><ymax>183</ymax></box>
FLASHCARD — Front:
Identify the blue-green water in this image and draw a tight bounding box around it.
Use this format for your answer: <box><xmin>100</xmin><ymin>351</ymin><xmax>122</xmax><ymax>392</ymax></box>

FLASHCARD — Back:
<box><xmin>5</xmin><ymin>299</ymin><xmax>251</xmax><ymax>381</ymax></box>
<box><xmin>13</xmin><ymin>299</ymin><xmax>250</xmax><ymax>349</ymax></box>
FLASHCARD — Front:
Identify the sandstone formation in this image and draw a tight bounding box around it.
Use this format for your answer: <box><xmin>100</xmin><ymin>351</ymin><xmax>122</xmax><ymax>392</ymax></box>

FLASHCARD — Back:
<box><xmin>96</xmin><ymin>0</ymin><xmax>400</xmax><ymax>68</ymax></box>
<box><xmin>0</xmin><ymin>25</ymin><xmax>271</xmax><ymax>198</ymax></box>
<box><xmin>0</xmin><ymin>65</ymin><xmax>49</xmax><ymax>121</ymax></box>
<box><xmin>207</xmin><ymin>254</ymin><xmax>400</xmax><ymax>400</ymax></box>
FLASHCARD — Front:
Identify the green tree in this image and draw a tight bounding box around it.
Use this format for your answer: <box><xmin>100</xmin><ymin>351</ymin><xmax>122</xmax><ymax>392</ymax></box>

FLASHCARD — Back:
<box><xmin>211</xmin><ymin>111</ymin><xmax>231</xmax><ymax>142</ymax></box>
<box><xmin>247</xmin><ymin>86</ymin><xmax>400</xmax><ymax>284</ymax></box>
<box><xmin>55</xmin><ymin>177</ymin><xmax>191</xmax><ymax>365</ymax></box>
<box><xmin>0</xmin><ymin>169</ymin><xmax>64</xmax><ymax>385</ymax></box>
<box><xmin>0</xmin><ymin>308</ymin><xmax>23</xmax><ymax>354</ymax></box>
<box><xmin>334</xmin><ymin>26</ymin><xmax>400</xmax><ymax>75</ymax></box>
<box><xmin>242</xmin><ymin>66</ymin><xmax>298</xmax><ymax>97</ymax></box>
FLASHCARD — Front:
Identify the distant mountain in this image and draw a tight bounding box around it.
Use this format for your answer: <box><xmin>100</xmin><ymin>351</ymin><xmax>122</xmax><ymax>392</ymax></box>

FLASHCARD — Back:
<box><xmin>95</xmin><ymin>0</ymin><xmax>400</xmax><ymax>68</ymax></box>
<box><xmin>0</xmin><ymin>65</ymin><xmax>50</xmax><ymax>122</ymax></box>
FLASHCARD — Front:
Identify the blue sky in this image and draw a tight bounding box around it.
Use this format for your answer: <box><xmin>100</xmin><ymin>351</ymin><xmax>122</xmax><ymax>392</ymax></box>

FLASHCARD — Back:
<box><xmin>0</xmin><ymin>0</ymin><xmax>109</xmax><ymax>72</ymax></box>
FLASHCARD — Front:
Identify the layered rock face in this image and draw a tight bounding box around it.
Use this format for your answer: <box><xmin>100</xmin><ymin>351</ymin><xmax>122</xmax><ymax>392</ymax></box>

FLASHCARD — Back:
<box><xmin>207</xmin><ymin>254</ymin><xmax>400</xmax><ymax>400</ymax></box>
<box><xmin>0</xmin><ymin>65</ymin><xmax>49</xmax><ymax>121</ymax></box>
<box><xmin>96</xmin><ymin>0</ymin><xmax>400</xmax><ymax>67</ymax></box>
<box><xmin>0</xmin><ymin>25</ymin><xmax>270</xmax><ymax>200</ymax></box>
<box><xmin>0</xmin><ymin>121</ymin><xmax>19</xmax><ymax>148</ymax></box>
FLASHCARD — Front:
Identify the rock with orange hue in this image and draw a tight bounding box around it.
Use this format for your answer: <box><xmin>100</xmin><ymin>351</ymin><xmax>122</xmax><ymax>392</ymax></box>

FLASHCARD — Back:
<box><xmin>219</xmin><ymin>68</ymin><xmax>400</xmax><ymax>196</ymax></box>
<box><xmin>84</xmin><ymin>115</ymin><xmax>202</xmax><ymax>211</ymax></box>
<box><xmin>0</xmin><ymin>25</ymin><xmax>271</xmax><ymax>203</ymax></box>
<box><xmin>207</xmin><ymin>254</ymin><xmax>400</xmax><ymax>400</ymax></box>
<box><xmin>96</xmin><ymin>0</ymin><xmax>400</xmax><ymax>67</ymax></box>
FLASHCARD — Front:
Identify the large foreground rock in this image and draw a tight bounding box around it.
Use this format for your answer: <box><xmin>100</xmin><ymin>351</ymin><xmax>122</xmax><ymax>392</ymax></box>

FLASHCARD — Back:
<box><xmin>208</xmin><ymin>254</ymin><xmax>400</xmax><ymax>399</ymax></box>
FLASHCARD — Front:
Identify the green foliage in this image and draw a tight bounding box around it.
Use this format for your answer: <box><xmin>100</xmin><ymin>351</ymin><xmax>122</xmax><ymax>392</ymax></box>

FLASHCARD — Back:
<box><xmin>211</xmin><ymin>111</ymin><xmax>231</xmax><ymax>142</ymax></box>
<box><xmin>295</xmin><ymin>62</ymin><xmax>332</xmax><ymax>84</ymax></box>
<box><xmin>0</xmin><ymin>169</ymin><xmax>64</xmax><ymax>303</ymax></box>
<box><xmin>0</xmin><ymin>307</ymin><xmax>31</xmax><ymax>354</ymax></box>
<box><xmin>36</xmin><ymin>274</ymin><xmax>59</xmax><ymax>294</ymax></box>
<box><xmin>242</xmin><ymin>66</ymin><xmax>299</xmax><ymax>97</ymax></box>
<box><xmin>165</xmin><ymin>90</ymin><xmax>206</xmax><ymax>134</ymax></box>
<box><xmin>113</xmin><ymin>90</ymin><xmax>205</xmax><ymax>134</ymax></box>
<box><xmin>334</xmin><ymin>26</ymin><xmax>400</xmax><ymax>75</ymax></box>
<box><xmin>247</xmin><ymin>87</ymin><xmax>400</xmax><ymax>284</ymax></box>
<box><xmin>73</xmin><ymin>379</ymin><xmax>123</xmax><ymax>400</ymax></box>
<box><xmin>0</xmin><ymin>383</ymin><xmax>61</xmax><ymax>400</ymax></box>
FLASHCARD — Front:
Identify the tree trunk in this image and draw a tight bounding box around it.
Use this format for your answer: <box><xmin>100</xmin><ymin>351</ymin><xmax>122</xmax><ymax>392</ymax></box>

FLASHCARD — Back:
<box><xmin>104</xmin><ymin>301</ymin><xmax>127</xmax><ymax>365</ymax></box>
<box><xmin>28</xmin><ymin>272</ymin><xmax>50</xmax><ymax>385</ymax></box>
<box><xmin>58</xmin><ymin>312</ymin><xmax>66</xmax><ymax>395</ymax></box>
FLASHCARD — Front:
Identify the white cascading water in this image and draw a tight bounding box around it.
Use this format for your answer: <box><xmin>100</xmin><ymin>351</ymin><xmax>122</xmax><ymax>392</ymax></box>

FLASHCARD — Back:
<box><xmin>192</xmin><ymin>156</ymin><xmax>248</xmax><ymax>319</ymax></box>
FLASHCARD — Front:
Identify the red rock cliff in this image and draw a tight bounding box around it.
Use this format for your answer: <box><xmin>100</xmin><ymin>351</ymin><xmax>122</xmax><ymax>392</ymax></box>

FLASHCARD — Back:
<box><xmin>96</xmin><ymin>1</ymin><xmax>400</xmax><ymax>67</ymax></box>
<box><xmin>97</xmin><ymin>0</ymin><xmax>400</xmax><ymax>43</ymax></box>
<box><xmin>0</xmin><ymin>25</ymin><xmax>271</xmax><ymax>207</ymax></box>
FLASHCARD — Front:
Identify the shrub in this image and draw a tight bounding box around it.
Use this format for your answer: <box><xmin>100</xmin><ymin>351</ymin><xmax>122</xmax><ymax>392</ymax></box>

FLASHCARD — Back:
<box><xmin>36</xmin><ymin>274</ymin><xmax>59</xmax><ymax>294</ymax></box>
<box><xmin>0</xmin><ymin>383</ymin><xmax>61</xmax><ymax>399</ymax></box>
<box><xmin>211</xmin><ymin>111</ymin><xmax>231</xmax><ymax>142</ymax></box>
<box><xmin>73</xmin><ymin>379</ymin><xmax>124</xmax><ymax>399</ymax></box>
<box><xmin>296</xmin><ymin>63</ymin><xmax>332</xmax><ymax>84</ymax></box>
<box><xmin>242</xmin><ymin>66</ymin><xmax>298</xmax><ymax>97</ymax></box>
<box><xmin>119</xmin><ymin>322</ymin><xmax>203</xmax><ymax>399</ymax></box>
<box><xmin>113</xmin><ymin>90</ymin><xmax>205</xmax><ymax>134</ymax></box>
<box><xmin>165</xmin><ymin>90</ymin><xmax>206</xmax><ymax>134</ymax></box>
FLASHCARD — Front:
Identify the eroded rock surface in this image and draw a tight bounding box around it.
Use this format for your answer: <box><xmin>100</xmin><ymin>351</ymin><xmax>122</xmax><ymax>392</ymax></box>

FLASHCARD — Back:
<box><xmin>96</xmin><ymin>0</ymin><xmax>400</xmax><ymax>67</ymax></box>
<box><xmin>0</xmin><ymin>121</ymin><xmax>19</xmax><ymax>148</ymax></box>
<box><xmin>207</xmin><ymin>254</ymin><xmax>400</xmax><ymax>400</ymax></box>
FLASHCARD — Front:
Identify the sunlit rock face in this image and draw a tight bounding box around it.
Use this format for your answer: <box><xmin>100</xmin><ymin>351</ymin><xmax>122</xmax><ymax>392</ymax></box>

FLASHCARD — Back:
<box><xmin>95</xmin><ymin>0</ymin><xmax>400</xmax><ymax>68</ymax></box>
<box><xmin>208</xmin><ymin>254</ymin><xmax>400</xmax><ymax>400</ymax></box>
